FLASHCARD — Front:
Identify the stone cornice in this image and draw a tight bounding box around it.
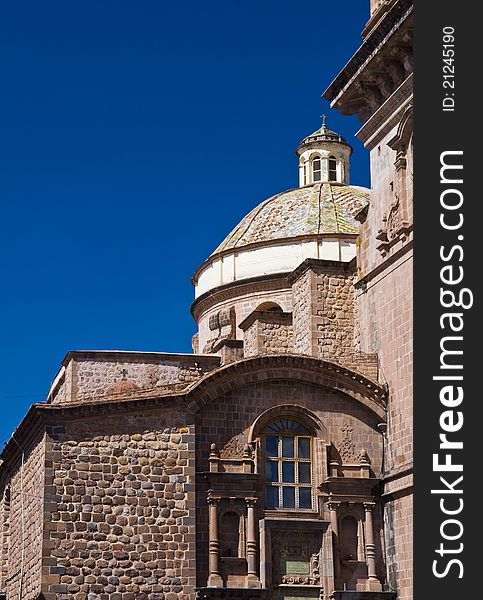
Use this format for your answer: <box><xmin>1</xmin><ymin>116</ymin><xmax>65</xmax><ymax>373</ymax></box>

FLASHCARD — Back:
<box><xmin>356</xmin><ymin>76</ymin><xmax>412</xmax><ymax>148</ymax></box>
<box><xmin>0</xmin><ymin>406</ymin><xmax>47</xmax><ymax>477</ymax></box>
<box><xmin>355</xmin><ymin>239</ymin><xmax>412</xmax><ymax>288</ymax></box>
<box><xmin>362</xmin><ymin>0</ymin><xmax>399</xmax><ymax>38</ymax></box>
<box><xmin>0</xmin><ymin>353</ymin><xmax>387</xmax><ymax>477</ymax></box>
<box><xmin>191</xmin><ymin>273</ymin><xmax>291</xmax><ymax>320</ymax></box>
<box><xmin>287</xmin><ymin>257</ymin><xmax>357</xmax><ymax>285</ymax></box>
<box><xmin>323</xmin><ymin>0</ymin><xmax>413</xmax><ymax>105</ymax></box>
<box><xmin>323</xmin><ymin>1</ymin><xmax>412</xmax><ymax>123</ymax></box>
<box><xmin>238</xmin><ymin>310</ymin><xmax>292</xmax><ymax>332</ymax></box>
<box><xmin>185</xmin><ymin>354</ymin><xmax>387</xmax><ymax>420</ymax></box>
<box><xmin>61</xmin><ymin>349</ymin><xmax>220</xmax><ymax>368</ymax></box>
<box><xmin>296</xmin><ymin>138</ymin><xmax>353</xmax><ymax>156</ymax></box>
<box><xmin>381</xmin><ymin>465</ymin><xmax>413</xmax><ymax>500</ymax></box>
<box><xmin>0</xmin><ymin>390</ymin><xmax>189</xmax><ymax>469</ymax></box>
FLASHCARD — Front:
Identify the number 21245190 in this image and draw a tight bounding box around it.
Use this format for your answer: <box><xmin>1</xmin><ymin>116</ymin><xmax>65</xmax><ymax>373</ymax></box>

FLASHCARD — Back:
<box><xmin>442</xmin><ymin>26</ymin><xmax>455</xmax><ymax>112</ymax></box>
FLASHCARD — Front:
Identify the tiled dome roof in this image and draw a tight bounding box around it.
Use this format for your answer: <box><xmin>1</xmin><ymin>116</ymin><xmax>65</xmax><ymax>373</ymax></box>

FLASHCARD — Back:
<box><xmin>211</xmin><ymin>182</ymin><xmax>369</xmax><ymax>256</ymax></box>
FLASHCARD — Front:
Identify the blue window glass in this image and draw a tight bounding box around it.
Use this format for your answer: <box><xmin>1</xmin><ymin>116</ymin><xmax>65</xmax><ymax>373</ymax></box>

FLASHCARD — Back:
<box><xmin>264</xmin><ymin>419</ymin><xmax>313</xmax><ymax>510</ymax></box>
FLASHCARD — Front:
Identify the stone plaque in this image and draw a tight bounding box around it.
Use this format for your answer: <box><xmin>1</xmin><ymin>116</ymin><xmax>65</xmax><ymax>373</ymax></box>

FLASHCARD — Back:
<box><xmin>272</xmin><ymin>530</ymin><xmax>322</xmax><ymax>586</ymax></box>
<box><xmin>284</xmin><ymin>560</ymin><xmax>310</xmax><ymax>574</ymax></box>
<box><xmin>275</xmin><ymin>589</ymin><xmax>320</xmax><ymax>600</ymax></box>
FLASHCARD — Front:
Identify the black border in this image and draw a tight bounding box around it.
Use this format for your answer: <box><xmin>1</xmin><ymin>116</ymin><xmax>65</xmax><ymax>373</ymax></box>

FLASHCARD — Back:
<box><xmin>415</xmin><ymin>2</ymin><xmax>477</xmax><ymax>597</ymax></box>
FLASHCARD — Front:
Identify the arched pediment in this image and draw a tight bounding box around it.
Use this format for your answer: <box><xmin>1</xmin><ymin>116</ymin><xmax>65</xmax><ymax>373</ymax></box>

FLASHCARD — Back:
<box><xmin>247</xmin><ymin>404</ymin><xmax>328</xmax><ymax>443</ymax></box>
<box><xmin>185</xmin><ymin>354</ymin><xmax>387</xmax><ymax>422</ymax></box>
<box><xmin>388</xmin><ymin>104</ymin><xmax>413</xmax><ymax>152</ymax></box>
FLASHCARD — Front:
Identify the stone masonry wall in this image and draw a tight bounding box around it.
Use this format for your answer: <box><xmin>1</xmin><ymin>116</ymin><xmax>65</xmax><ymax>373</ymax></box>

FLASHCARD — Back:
<box><xmin>242</xmin><ymin>321</ymin><xmax>258</xmax><ymax>357</ymax></box>
<box><xmin>291</xmin><ymin>270</ymin><xmax>312</xmax><ymax>355</ymax></box>
<box><xmin>259</xmin><ymin>320</ymin><xmax>293</xmax><ymax>354</ymax></box>
<box><xmin>383</xmin><ymin>492</ymin><xmax>412</xmax><ymax>599</ymax></box>
<box><xmin>50</xmin><ymin>353</ymin><xmax>220</xmax><ymax>404</ymax></box>
<box><xmin>2</xmin><ymin>429</ymin><xmax>46</xmax><ymax>600</ymax></box>
<box><xmin>357</xmin><ymin>254</ymin><xmax>412</xmax><ymax>473</ymax></box>
<box><xmin>356</xmin><ymin>100</ymin><xmax>413</xmax><ymax>600</ymax></box>
<box><xmin>195</xmin><ymin>282</ymin><xmax>294</xmax><ymax>355</ymax></box>
<box><xmin>291</xmin><ymin>261</ymin><xmax>356</xmax><ymax>360</ymax></box>
<box><xmin>356</xmin><ymin>252</ymin><xmax>412</xmax><ymax>600</ymax></box>
<box><xmin>0</xmin><ymin>488</ymin><xmax>10</xmax><ymax>594</ymax></box>
<box><xmin>356</xmin><ymin>121</ymin><xmax>413</xmax><ymax>282</ymax></box>
<box><xmin>241</xmin><ymin>312</ymin><xmax>293</xmax><ymax>357</ymax></box>
<box><xmin>42</xmin><ymin>404</ymin><xmax>196</xmax><ymax>600</ymax></box>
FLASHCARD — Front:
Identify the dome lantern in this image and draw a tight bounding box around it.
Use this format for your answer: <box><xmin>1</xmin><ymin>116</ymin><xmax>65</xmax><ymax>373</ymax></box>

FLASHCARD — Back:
<box><xmin>296</xmin><ymin>116</ymin><xmax>352</xmax><ymax>186</ymax></box>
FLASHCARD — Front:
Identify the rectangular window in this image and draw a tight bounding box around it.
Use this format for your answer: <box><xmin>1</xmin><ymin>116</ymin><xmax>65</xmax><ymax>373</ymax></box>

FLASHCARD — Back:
<box><xmin>264</xmin><ymin>431</ymin><xmax>313</xmax><ymax>510</ymax></box>
<box><xmin>328</xmin><ymin>158</ymin><xmax>337</xmax><ymax>181</ymax></box>
<box><xmin>298</xmin><ymin>462</ymin><xmax>311</xmax><ymax>484</ymax></box>
<box><xmin>283</xmin><ymin>486</ymin><xmax>296</xmax><ymax>509</ymax></box>
<box><xmin>266</xmin><ymin>486</ymin><xmax>279</xmax><ymax>509</ymax></box>
<box><xmin>282</xmin><ymin>437</ymin><xmax>294</xmax><ymax>458</ymax></box>
<box><xmin>299</xmin><ymin>487</ymin><xmax>312</xmax><ymax>509</ymax></box>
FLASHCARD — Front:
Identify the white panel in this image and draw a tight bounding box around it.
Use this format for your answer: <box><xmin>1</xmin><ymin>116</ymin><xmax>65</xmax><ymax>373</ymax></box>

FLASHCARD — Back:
<box><xmin>220</xmin><ymin>254</ymin><xmax>235</xmax><ymax>285</ymax></box>
<box><xmin>196</xmin><ymin>259</ymin><xmax>221</xmax><ymax>297</ymax></box>
<box><xmin>340</xmin><ymin>240</ymin><xmax>357</xmax><ymax>262</ymax></box>
<box><xmin>302</xmin><ymin>240</ymin><xmax>318</xmax><ymax>259</ymax></box>
<box><xmin>235</xmin><ymin>244</ymin><xmax>305</xmax><ymax>279</ymax></box>
<box><xmin>319</xmin><ymin>239</ymin><xmax>340</xmax><ymax>261</ymax></box>
<box><xmin>195</xmin><ymin>238</ymin><xmax>356</xmax><ymax>297</ymax></box>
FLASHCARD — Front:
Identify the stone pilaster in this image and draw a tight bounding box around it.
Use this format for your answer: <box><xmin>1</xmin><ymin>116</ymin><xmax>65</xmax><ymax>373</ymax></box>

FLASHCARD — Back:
<box><xmin>364</xmin><ymin>502</ymin><xmax>382</xmax><ymax>591</ymax></box>
<box><xmin>245</xmin><ymin>498</ymin><xmax>261</xmax><ymax>588</ymax></box>
<box><xmin>289</xmin><ymin>259</ymin><xmax>357</xmax><ymax>360</ymax></box>
<box><xmin>327</xmin><ymin>500</ymin><xmax>341</xmax><ymax>588</ymax></box>
<box><xmin>207</xmin><ymin>496</ymin><xmax>223</xmax><ymax>588</ymax></box>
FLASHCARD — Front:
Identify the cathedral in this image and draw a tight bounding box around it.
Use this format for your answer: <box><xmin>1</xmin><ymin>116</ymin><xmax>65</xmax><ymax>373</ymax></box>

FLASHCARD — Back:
<box><xmin>0</xmin><ymin>1</ymin><xmax>413</xmax><ymax>599</ymax></box>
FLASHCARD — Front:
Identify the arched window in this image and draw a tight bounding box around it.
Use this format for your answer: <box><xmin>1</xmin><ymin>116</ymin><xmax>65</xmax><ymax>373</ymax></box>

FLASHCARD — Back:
<box><xmin>264</xmin><ymin>419</ymin><xmax>313</xmax><ymax>510</ymax></box>
<box><xmin>301</xmin><ymin>160</ymin><xmax>307</xmax><ymax>186</ymax></box>
<box><xmin>256</xmin><ymin>302</ymin><xmax>283</xmax><ymax>313</ymax></box>
<box><xmin>328</xmin><ymin>156</ymin><xmax>337</xmax><ymax>182</ymax></box>
<box><xmin>312</xmin><ymin>157</ymin><xmax>321</xmax><ymax>182</ymax></box>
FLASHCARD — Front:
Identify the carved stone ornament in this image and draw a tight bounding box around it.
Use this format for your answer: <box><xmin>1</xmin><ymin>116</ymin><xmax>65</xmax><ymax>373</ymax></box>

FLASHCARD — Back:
<box><xmin>220</xmin><ymin>434</ymin><xmax>245</xmax><ymax>459</ymax></box>
<box><xmin>376</xmin><ymin>188</ymin><xmax>411</xmax><ymax>258</ymax></box>
<box><xmin>272</xmin><ymin>532</ymin><xmax>322</xmax><ymax>586</ymax></box>
<box><xmin>338</xmin><ymin>422</ymin><xmax>359</xmax><ymax>464</ymax></box>
<box><xmin>377</xmin><ymin>104</ymin><xmax>413</xmax><ymax>257</ymax></box>
<box><xmin>204</xmin><ymin>306</ymin><xmax>237</xmax><ymax>353</ymax></box>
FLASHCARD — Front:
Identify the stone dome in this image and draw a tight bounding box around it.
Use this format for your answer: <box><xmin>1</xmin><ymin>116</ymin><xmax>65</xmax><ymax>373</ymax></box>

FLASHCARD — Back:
<box><xmin>192</xmin><ymin>119</ymin><xmax>369</xmax><ymax>300</ymax></box>
<box><xmin>193</xmin><ymin>182</ymin><xmax>369</xmax><ymax>298</ymax></box>
<box><xmin>211</xmin><ymin>182</ymin><xmax>369</xmax><ymax>256</ymax></box>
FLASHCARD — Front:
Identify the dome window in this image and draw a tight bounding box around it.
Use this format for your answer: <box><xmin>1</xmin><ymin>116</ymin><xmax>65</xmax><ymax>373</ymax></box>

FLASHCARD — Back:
<box><xmin>312</xmin><ymin>156</ymin><xmax>322</xmax><ymax>182</ymax></box>
<box><xmin>263</xmin><ymin>418</ymin><xmax>313</xmax><ymax>510</ymax></box>
<box><xmin>328</xmin><ymin>156</ymin><xmax>337</xmax><ymax>182</ymax></box>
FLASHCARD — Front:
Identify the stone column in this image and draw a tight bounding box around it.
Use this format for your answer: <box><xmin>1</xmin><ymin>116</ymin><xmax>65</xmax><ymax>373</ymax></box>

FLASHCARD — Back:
<box><xmin>364</xmin><ymin>502</ymin><xmax>382</xmax><ymax>591</ymax></box>
<box><xmin>327</xmin><ymin>500</ymin><xmax>341</xmax><ymax>587</ymax></box>
<box><xmin>246</xmin><ymin>497</ymin><xmax>262</xmax><ymax>588</ymax></box>
<box><xmin>207</xmin><ymin>496</ymin><xmax>223</xmax><ymax>587</ymax></box>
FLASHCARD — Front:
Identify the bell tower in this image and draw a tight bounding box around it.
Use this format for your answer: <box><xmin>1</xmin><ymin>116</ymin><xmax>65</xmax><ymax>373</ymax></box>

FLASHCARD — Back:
<box><xmin>296</xmin><ymin>116</ymin><xmax>352</xmax><ymax>187</ymax></box>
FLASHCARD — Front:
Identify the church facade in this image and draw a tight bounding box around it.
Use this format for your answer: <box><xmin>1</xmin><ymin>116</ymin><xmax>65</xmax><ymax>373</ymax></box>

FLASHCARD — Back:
<box><xmin>0</xmin><ymin>2</ymin><xmax>413</xmax><ymax>600</ymax></box>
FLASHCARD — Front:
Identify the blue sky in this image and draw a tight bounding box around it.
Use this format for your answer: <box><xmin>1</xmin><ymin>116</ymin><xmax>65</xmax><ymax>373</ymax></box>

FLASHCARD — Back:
<box><xmin>0</xmin><ymin>1</ymin><xmax>369</xmax><ymax>444</ymax></box>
